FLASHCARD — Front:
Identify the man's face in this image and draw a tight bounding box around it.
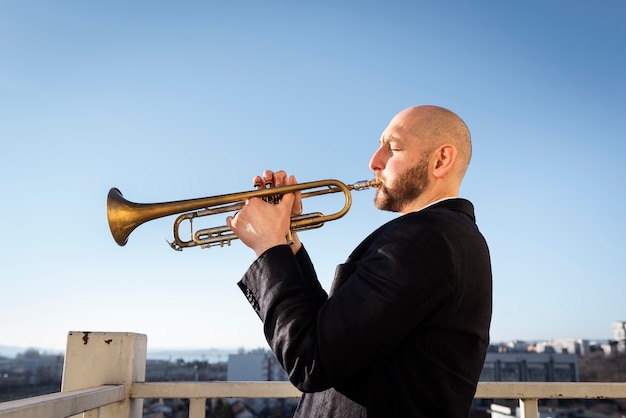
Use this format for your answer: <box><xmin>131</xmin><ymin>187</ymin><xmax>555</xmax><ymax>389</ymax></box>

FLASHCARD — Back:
<box><xmin>373</xmin><ymin>156</ymin><xmax>430</xmax><ymax>212</ymax></box>
<box><xmin>369</xmin><ymin>110</ymin><xmax>432</xmax><ymax>213</ymax></box>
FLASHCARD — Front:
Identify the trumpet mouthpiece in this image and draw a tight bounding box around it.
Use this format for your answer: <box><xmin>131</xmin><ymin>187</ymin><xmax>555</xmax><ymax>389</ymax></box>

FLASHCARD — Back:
<box><xmin>351</xmin><ymin>179</ymin><xmax>381</xmax><ymax>191</ymax></box>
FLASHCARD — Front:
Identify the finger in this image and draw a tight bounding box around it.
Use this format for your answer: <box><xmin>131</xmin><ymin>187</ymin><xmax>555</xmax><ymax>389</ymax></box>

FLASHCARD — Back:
<box><xmin>227</xmin><ymin>208</ymin><xmax>243</xmax><ymax>227</ymax></box>
<box><xmin>262</xmin><ymin>170</ymin><xmax>275</xmax><ymax>187</ymax></box>
<box><xmin>274</xmin><ymin>170</ymin><xmax>288</xmax><ymax>186</ymax></box>
<box><xmin>253</xmin><ymin>175</ymin><xmax>264</xmax><ymax>189</ymax></box>
<box><xmin>278</xmin><ymin>192</ymin><xmax>296</xmax><ymax>214</ymax></box>
<box><xmin>289</xmin><ymin>175</ymin><xmax>303</xmax><ymax>215</ymax></box>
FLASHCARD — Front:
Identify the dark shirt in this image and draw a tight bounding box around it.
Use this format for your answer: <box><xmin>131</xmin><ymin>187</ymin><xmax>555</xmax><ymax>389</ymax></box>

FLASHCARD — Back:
<box><xmin>238</xmin><ymin>198</ymin><xmax>492</xmax><ymax>417</ymax></box>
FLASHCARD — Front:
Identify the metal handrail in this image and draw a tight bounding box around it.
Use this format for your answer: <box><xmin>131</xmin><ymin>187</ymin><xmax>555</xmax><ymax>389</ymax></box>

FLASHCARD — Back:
<box><xmin>0</xmin><ymin>385</ymin><xmax>126</xmax><ymax>418</ymax></box>
<box><xmin>2</xmin><ymin>381</ymin><xmax>626</xmax><ymax>418</ymax></box>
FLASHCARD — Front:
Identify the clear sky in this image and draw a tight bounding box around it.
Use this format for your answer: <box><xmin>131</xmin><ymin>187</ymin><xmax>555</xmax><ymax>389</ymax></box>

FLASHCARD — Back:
<box><xmin>1</xmin><ymin>1</ymin><xmax>625</xmax><ymax>353</ymax></box>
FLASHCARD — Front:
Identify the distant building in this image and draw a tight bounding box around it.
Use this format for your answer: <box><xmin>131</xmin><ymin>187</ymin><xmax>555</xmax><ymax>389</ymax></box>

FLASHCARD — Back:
<box><xmin>226</xmin><ymin>349</ymin><xmax>295</xmax><ymax>417</ymax></box>
<box><xmin>534</xmin><ymin>338</ymin><xmax>591</xmax><ymax>355</ymax></box>
<box><xmin>227</xmin><ymin>348</ymin><xmax>288</xmax><ymax>382</ymax></box>
<box><xmin>499</xmin><ymin>340</ymin><xmax>532</xmax><ymax>352</ymax></box>
<box><xmin>480</xmin><ymin>353</ymin><xmax>578</xmax><ymax>382</ymax></box>
<box><xmin>613</xmin><ymin>321</ymin><xmax>626</xmax><ymax>341</ymax></box>
<box><xmin>605</xmin><ymin>321</ymin><xmax>626</xmax><ymax>354</ymax></box>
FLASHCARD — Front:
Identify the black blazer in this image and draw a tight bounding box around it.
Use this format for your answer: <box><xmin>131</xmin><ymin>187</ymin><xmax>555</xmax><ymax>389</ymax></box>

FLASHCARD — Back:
<box><xmin>238</xmin><ymin>198</ymin><xmax>492</xmax><ymax>417</ymax></box>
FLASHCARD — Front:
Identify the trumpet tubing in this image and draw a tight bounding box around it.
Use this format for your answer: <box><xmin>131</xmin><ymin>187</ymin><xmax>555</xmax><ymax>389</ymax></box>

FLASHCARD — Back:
<box><xmin>107</xmin><ymin>179</ymin><xmax>380</xmax><ymax>250</ymax></box>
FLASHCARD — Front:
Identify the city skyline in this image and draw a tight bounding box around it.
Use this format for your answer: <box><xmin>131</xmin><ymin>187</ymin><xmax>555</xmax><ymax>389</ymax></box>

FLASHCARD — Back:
<box><xmin>1</xmin><ymin>321</ymin><xmax>623</xmax><ymax>361</ymax></box>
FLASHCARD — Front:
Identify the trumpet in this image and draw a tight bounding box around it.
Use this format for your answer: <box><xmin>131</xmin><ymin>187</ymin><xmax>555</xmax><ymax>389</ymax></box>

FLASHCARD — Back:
<box><xmin>107</xmin><ymin>178</ymin><xmax>380</xmax><ymax>251</ymax></box>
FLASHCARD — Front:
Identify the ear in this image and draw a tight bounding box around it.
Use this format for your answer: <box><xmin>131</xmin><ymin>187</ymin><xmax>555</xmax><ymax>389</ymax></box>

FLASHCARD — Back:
<box><xmin>432</xmin><ymin>144</ymin><xmax>457</xmax><ymax>179</ymax></box>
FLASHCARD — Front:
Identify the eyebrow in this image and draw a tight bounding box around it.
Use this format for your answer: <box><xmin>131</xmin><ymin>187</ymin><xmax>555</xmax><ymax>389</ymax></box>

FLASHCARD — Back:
<box><xmin>380</xmin><ymin>135</ymin><xmax>403</xmax><ymax>145</ymax></box>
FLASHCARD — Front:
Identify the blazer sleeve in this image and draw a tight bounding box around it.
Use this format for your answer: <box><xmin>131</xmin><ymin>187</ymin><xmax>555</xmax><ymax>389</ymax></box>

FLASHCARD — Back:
<box><xmin>294</xmin><ymin>245</ymin><xmax>329</xmax><ymax>307</ymax></box>
<box><xmin>238</xmin><ymin>245</ymin><xmax>328</xmax><ymax>320</ymax></box>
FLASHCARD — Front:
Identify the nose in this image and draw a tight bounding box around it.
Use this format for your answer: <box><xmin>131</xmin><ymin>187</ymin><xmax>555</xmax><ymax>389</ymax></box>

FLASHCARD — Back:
<box><xmin>369</xmin><ymin>145</ymin><xmax>386</xmax><ymax>172</ymax></box>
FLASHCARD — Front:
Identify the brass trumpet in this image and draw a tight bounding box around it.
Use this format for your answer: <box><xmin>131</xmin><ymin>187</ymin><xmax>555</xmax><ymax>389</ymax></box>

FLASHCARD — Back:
<box><xmin>107</xmin><ymin>178</ymin><xmax>380</xmax><ymax>251</ymax></box>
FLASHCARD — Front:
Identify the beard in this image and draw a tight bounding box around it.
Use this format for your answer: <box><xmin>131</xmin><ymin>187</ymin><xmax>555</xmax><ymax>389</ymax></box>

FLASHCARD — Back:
<box><xmin>374</xmin><ymin>159</ymin><xmax>430</xmax><ymax>213</ymax></box>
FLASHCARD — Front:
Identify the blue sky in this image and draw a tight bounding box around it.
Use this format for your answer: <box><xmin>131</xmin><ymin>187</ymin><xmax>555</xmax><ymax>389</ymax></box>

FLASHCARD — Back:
<box><xmin>1</xmin><ymin>1</ymin><xmax>625</xmax><ymax>353</ymax></box>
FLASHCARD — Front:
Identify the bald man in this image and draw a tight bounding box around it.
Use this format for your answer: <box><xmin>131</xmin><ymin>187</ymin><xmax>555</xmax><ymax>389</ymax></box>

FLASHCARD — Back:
<box><xmin>228</xmin><ymin>105</ymin><xmax>492</xmax><ymax>417</ymax></box>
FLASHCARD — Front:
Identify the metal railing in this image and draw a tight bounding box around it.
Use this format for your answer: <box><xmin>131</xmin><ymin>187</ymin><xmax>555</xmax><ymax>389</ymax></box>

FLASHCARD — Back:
<box><xmin>2</xmin><ymin>381</ymin><xmax>626</xmax><ymax>418</ymax></box>
<box><xmin>1</xmin><ymin>332</ymin><xmax>624</xmax><ymax>418</ymax></box>
<box><xmin>0</xmin><ymin>385</ymin><xmax>126</xmax><ymax>418</ymax></box>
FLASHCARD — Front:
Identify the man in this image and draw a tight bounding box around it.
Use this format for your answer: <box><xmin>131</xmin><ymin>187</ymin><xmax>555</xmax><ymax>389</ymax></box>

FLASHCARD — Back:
<box><xmin>227</xmin><ymin>105</ymin><xmax>492</xmax><ymax>417</ymax></box>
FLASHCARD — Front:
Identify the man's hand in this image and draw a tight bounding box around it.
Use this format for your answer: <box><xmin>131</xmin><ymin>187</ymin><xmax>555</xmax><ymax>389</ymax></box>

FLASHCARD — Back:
<box><xmin>253</xmin><ymin>170</ymin><xmax>303</xmax><ymax>216</ymax></box>
<box><xmin>227</xmin><ymin>170</ymin><xmax>302</xmax><ymax>256</ymax></box>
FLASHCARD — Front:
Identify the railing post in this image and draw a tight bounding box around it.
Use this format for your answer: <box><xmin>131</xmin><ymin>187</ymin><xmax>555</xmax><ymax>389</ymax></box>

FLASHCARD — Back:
<box><xmin>519</xmin><ymin>398</ymin><xmax>539</xmax><ymax>418</ymax></box>
<box><xmin>189</xmin><ymin>398</ymin><xmax>207</xmax><ymax>418</ymax></box>
<box><xmin>61</xmin><ymin>331</ymin><xmax>147</xmax><ymax>418</ymax></box>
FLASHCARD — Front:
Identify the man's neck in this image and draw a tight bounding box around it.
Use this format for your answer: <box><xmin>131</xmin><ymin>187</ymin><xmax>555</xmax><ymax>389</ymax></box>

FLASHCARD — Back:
<box><xmin>400</xmin><ymin>187</ymin><xmax>459</xmax><ymax>214</ymax></box>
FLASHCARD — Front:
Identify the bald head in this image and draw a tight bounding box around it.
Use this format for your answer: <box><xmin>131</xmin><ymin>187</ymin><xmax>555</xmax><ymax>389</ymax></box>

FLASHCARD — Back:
<box><xmin>400</xmin><ymin>105</ymin><xmax>472</xmax><ymax>178</ymax></box>
<box><xmin>370</xmin><ymin>105</ymin><xmax>473</xmax><ymax>212</ymax></box>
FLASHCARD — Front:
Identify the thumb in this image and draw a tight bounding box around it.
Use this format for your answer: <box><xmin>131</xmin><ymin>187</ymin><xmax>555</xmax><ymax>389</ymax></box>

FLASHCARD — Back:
<box><xmin>279</xmin><ymin>192</ymin><xmax>296</xmax><ymax>214</ymax></box>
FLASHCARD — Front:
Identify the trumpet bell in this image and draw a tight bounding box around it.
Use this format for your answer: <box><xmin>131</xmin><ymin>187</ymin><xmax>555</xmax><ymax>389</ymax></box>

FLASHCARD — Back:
<box><xmin>107</xmin><ymin>188</ymin><xmax>140</xmax><ymax>246</ymax></box>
